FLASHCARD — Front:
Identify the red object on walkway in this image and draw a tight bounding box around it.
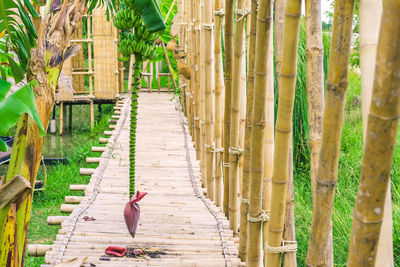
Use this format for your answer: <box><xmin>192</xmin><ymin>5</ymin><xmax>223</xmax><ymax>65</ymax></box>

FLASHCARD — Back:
<box><xmin>124</xmin><ymin>191</ymin><xmax>148</xmax><ymax>239</ymax></box>
<box><xmin>105</xmin><ymin>246</ymin><xmax>127</xmax><ymax>257</ymax></box>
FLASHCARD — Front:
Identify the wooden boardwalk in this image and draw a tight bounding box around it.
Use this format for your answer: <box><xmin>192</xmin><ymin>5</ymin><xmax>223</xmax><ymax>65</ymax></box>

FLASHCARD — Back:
<box><xmin>41</xmin><ymin>93</ymin><xmax>242</xmax><ymax>266</ymax></box>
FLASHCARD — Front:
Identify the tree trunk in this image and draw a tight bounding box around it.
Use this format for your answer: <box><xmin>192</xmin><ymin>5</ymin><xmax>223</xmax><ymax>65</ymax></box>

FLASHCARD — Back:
<box><xmin>246</xmin><ymin>0</ymin><xmax>272</xmax><ymax>265</ymax></box>
<box><xmin>305</xmin><ymin>0</ymin><xmax>332</xmax><ymax>265</ymax></box>
<box><xmin>238</xmin><ymin>0</ymin><xmax>257</xmax><ymax>261</ymax></box>
<box><xmin>265</xmin><ymin>0</ymin><xmax>302</xmax><ymax>266</ymax></box>
<box><xmin>348</xmin><ymin>0</ymin><xmax>399</xmax><ymax>266</ymax></box>
<box><xmin>223</xmin><ymin>0</ymin><xmax>234</xmax><ymax>217</ymax></box>
<box><xmin>305</xmin><ymin>0</ymin><xmax>355</xmax><ymax>266</ymax></box>
<box><xmin>0</xmin><ymin>1</ymin><xmax>85</xmax><ymax>265</ymax></box>
<box><xmin>214</xmin><ymin>0</ymin><xmax>225</xmax><ymax>208</ymax></box>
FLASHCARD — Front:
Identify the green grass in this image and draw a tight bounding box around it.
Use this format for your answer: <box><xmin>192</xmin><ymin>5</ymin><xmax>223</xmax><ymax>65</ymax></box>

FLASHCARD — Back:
<box><xmin>294</xmin><ymin>69</ymin><xmax>400</xmax><ymax>266</ymax></box>
<box><xmin>24</xmin><ymin>104</ymin><xmax>114</xmax><ymax>266</ymax></box>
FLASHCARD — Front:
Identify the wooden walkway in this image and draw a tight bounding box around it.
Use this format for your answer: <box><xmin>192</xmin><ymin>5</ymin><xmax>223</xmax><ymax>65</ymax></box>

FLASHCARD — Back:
<box><xmin>41</xmin><ymin>93</ymin><xmax>242</xmax><ymax>266</ymax></box>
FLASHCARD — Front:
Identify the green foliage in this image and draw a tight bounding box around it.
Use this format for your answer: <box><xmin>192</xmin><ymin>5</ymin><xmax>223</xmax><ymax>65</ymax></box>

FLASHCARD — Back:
<box><xmin>0</xmin><ymin>80</ymin><xmax>45</xmax><ymax>151</ymax></box>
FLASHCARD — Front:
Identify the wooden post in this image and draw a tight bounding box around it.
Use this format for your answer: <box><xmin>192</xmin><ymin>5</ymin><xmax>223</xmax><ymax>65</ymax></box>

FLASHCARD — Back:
<box><xmin>68</xmin><ymin>104</ymin><xmax>72</xmax><ymax>130</ymax></box>
<box><xmin>59</xmin><ymin>102</ymin><xmax>64</xmax><ymax>135</ymax></box>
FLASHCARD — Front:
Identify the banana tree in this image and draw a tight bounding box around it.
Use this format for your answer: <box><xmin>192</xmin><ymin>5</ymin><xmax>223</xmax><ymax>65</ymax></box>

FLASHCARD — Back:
<box><xmin>0</xmin><ymin>0</ymin><xmax>115</xmax><ymax>265</ymax></box>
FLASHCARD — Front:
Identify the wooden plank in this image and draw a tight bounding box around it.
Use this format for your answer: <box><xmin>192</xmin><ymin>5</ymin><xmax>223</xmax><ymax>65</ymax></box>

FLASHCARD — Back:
<box><xmin>92</xmin><ymin>146</ymin><xmax>105</xmax><ymax>152</ymax></box>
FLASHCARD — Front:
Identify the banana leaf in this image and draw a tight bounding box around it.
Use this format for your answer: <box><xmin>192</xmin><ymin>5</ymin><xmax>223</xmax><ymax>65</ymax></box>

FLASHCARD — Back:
<box><xmin>134</xmin><ymin>0</ymin><xmax>165</xmax><ymax>33</ymax></box>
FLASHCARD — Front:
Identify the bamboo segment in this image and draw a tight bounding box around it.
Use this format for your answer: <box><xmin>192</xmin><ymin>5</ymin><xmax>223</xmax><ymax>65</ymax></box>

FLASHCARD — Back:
<box><xmin>194</xmin><ymin>0</ymin><xmax>201</xmax><ymax>161</ymax></box>
<box><xmin>214</xmin><ymin>0</ymin><xmax>225</xmax><ymax>208</ymax></box>
<box><xmin>65</xmin><ymin>196</ymin><xmax>85</xmax><ymax>204</ymax></box>
<box><xmin>347</xmin><ymin>1</ymin><xmax>400</xmax><ymax>265</ymax></box>
<box><xmin>246</xmin><ymin>0</ymin><xmax>272</xmax><ymax>265</ymax></box>
<box><xmin>304</xmin><ymin>0</ymin><xmax>331</xmax><ymax>265</ymax></box>
<box><xmin>27</xmin><ymin>244</ymin><xmax>52</xmax><ymax>256</ymax></box>
<box><xmin>274</xmin><ymin>0</ymin><xmax>286</xmax><ymax>94</ymax></box>
<box><xmin>199</xmin><ymin>0</ymin><xmax>207</xmax><ymax>190</ymax></box>
<box><xmin>47</xmin><ymin>216</ymin><xmax>69</xmax><ymax>225</ymax></box>
<box><xmin>223</xmin><ymin>0</ymin><xmax>234</xmax><ymax>218</ymax></box>
<box><xmin>238</xmin><ymin>0</ymin><xmax>257</xmax><ymax>261</ymax></box>
<box><xmin>358</xmin><ymin>1</ymin><xmax>393</xmax><ymax>265</ymax></box>
<box><xmin>228</xmin><ymin>0</ymin><xmax>247</xmax><ymax>235</ymax></box>
<box><xmin>204</xmin><ymin>0</ymin><xmax>215</xmax><ymax>201</ymax></box>
<box><xmin>265</xmin><ymin>0</ymin><xmax>302</xmax><ymax>266</ymax></box>
<box><xmin>263</xmin><ymin>16</ymin><xmax>275</xmax><ymax>266</ymax></box>
<box><xmin>306</xmin><ymin>0</ymin><xmax>355</xmax><ymax>265</ymax></box>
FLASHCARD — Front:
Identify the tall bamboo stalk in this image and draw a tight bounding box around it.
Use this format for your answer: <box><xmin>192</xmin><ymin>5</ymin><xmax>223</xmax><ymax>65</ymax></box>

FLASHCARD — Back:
<box><xmin>265</xmin><ymin>0</ymin><xmax>302</xmax><ymax>266</ymax></box>
<box><xmin>238</xmin><ymin>0</ymin><xmax>257</xmax><ymax>261</ymax></box>
<box><xmin>204</xmin><ymin>0</ymin><xmax>215</xmax><ymax>201</ymax></box>
<box><xmin>263</xmin><ymin>13</ymin><xmax>275</xmax><ymax>265</ymax></box>
<box><xmin>306</xmin><ymin>0</ymin><xmax>355</xmax><ymax>265</ymax></box>
<box><xmin>358</xmin><ymin>1</ymin><xmax>393</xmax><ymax>265</ymax></box>
<box><xmin>347</xmin><ymin>1</ymin><xmax>400</xmax><ymax>265</ymax></box>
<box><xmin>274</xmin><ymin>0</ymin><xmax>286</xmax><ymax>94</ymax></box>
<box><xmin>195</xmin><ymin>0</ymin><xmax>201</xmax><ymax>161</ymax></box>
<box><xmin>223</xmin><ymin>0</ymin><xmax>234</xmax><ymax>217</ymax></box>
<box><xmin>246</xmin><ymin>0</ymin><xmax>272</xmax><ymax>265</ymax></box>
<box><xmin>199</xmin><ymin>0</ymin><xmax>207</xmax><ymax>190</ymax></box>
<box><xmin>304</xmin><ymin>0</ymin><xmax>332</xmax><ymax>265</ymax></box>
<box><xmin>229</xmin><ymin>0</ymin><xmax>247</xmax><ymax>235</ymax></box>
<box><xmin>214</xmin><ymin>0</ymin><xmax>225</xmax><ymax>207</ymax></box>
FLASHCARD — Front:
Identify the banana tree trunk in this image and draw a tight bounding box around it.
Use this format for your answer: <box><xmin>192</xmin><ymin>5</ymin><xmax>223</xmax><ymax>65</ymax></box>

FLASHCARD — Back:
<box><xmin>223</xmin><ymin>0</ymin><xmax>234</xmax><ymax>217</ymax></box>
<box><xmin>348</xmin><ymin>0</ymin><xmax>398</xmax><ymax>266</ymax></box>
<box><xmin>0</xmin><ymin>1</ymin><xmax>85</xmax><ymax>265</ymax></box>
<box><xmin>305</xmin><ymin>0</ymin><xmax>355</xmax><ymax>265</ymax></box>
<box><xmin>238</xmin><ymin>0</ymin><xmax>257</xmax><ymax>261</ymax></box>
<box><xmin>214</xmin><ymin>0</ymin><xmax>225</xmax><ymax>208</ymax></box>
<box><xmin>265</xmin><ymin>0</ymin><xmax>302</xmax><ymax>266</ymax></box>
<box><xmin>246</xmin><ymin>0</ymin><xmax>272</xmax><ymax>265</ymax></box>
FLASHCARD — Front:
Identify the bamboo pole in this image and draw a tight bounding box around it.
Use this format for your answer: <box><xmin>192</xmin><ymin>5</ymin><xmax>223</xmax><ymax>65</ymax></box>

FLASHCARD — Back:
<box><xmin>265</xmin><ymin>0</ymin><xmax>302</xmax><ymax>266</ymax></box>
<box><xmin>195</xmin><ymin>0</ymin><xmax>201</xmax><ymax>161</ymax></box>
<box><xmin>246</xmin><ymin>0</ymin><xmax>272</xmax><ymax>265</ymax></box>
<box><xmin>88</xmin><ymin>15</ymin><xmax>94</xmax><ymax>129</ymax></box>
<box><xmin>203</xmin><ymin>0</ymin><xmax>215</xmax><ymax>201</ymax></box>
<box><xmin>238</xmin><ymin>0</ymin><xmax>257</xmax><ymax>261</ymax></box>
<box><xmin>214</xmin><ymin>0</ymin><xmax>225</xmax><ymax>208</ymax></box>
<box><xmin>263</xmin><ymin>12</ymin><xmax>276</xmax><ymax>266</ymax></box>
<box><xmin>199</xmin><ymin>0</ymin><xmax>207</xmax><ymax>190</ymax></box>
<box><xmin>358</xmin><ymin>1</ymin><xmax>393</xmax><ymax>265</ymax></box>
<box><xmin>304</xmin><ymin>0</ymin><xmax>331</xmax><ymax>265</ymax></box>
<box><xmin>228</xmin><ymin>0</ymin><xmax>247</xmax><ymax>235</ymax></box>
<box><xmin>347</xmin><ymin>2</ymin><xmax>400</xmax><ymax>265</ymax></box>
<box><xmin>306</xmin><ymin>0</ymin><xmax>355</xmax><ymax>265</ymax></box>
<box><xmin>274</xmin><ymin>0</ymin><xmax>286</xmax><ymax>95</ymax></box>
<box><xmin>223</xmin><ymin>0</ymin><xmax>234</xmax><ymax>218</ymax></box>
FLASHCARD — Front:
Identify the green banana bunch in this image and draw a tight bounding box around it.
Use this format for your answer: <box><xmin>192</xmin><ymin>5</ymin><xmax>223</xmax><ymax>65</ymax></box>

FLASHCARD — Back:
<box><xmin>113</xmin><ymin>8</ymin><xmax>140</xmax><ymax>30</ymax></box>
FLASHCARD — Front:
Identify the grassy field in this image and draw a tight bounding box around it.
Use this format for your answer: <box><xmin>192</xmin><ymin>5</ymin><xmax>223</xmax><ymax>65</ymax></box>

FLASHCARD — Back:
<box><xmin>294</xmin><ymin>70</ymin><xmax>400</xmax><ymax>266</ymax></box>
<box><xmin>24</xmin><ymin>103</ymin><xmax>114</xmax><ymax>266</ymax></box>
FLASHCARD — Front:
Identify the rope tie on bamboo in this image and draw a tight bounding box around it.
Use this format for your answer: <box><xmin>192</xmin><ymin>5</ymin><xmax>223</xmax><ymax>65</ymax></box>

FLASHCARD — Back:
<box><xmin>247</xmin><ymin>210</ymin><xmax>270</xmax><ymax>222</ymax></box>
<box><xmin>223</xmin><ymin>162</ymin><xmax>230</xmax><ymax>167</ymax></box>
<box><xmin>213</xmin><ymin>147</ymin><xmax>224</xmax><ymax>153</ymax></box>
<box><xmin>265</xmin><ymin>240</ymin><xmax>298</xmax><ymax>254</ymax></box>
<box><xmin>203</xmin><ymin>23</ymin><xmax>214</xmax><ymax>30</ymax></box>
<box><xmin>240</xmin><ymin>198</ymin><xmax>249</xmax><ymax>204</ymax></box>
<box><xmin>214</xmin><ymin>9</ymin><xmax>225</xmax><ymax>16</ymax></box>
<box><xmin>235</xmin><ymin>7</ymin><xmax>251</xmax><ymax>21</ymax></box>
<box><xmin>205</xmin><ymin>143</ymin><xmax>215</xmax><ymax>151</ymax></box>
<box><xmin>200</xmin><ymin>120</ymin><xmax>205</xmax><ymax>126</ymax></box>
<box><xmin>229</xmin><ymin>146</ymin><xmax>244</xmax><ymax>156</ymax></box>
<box><xmin>194</xmin><ymin>117</ymin><xmax>200</xmax><ymax>121</ymax></box>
